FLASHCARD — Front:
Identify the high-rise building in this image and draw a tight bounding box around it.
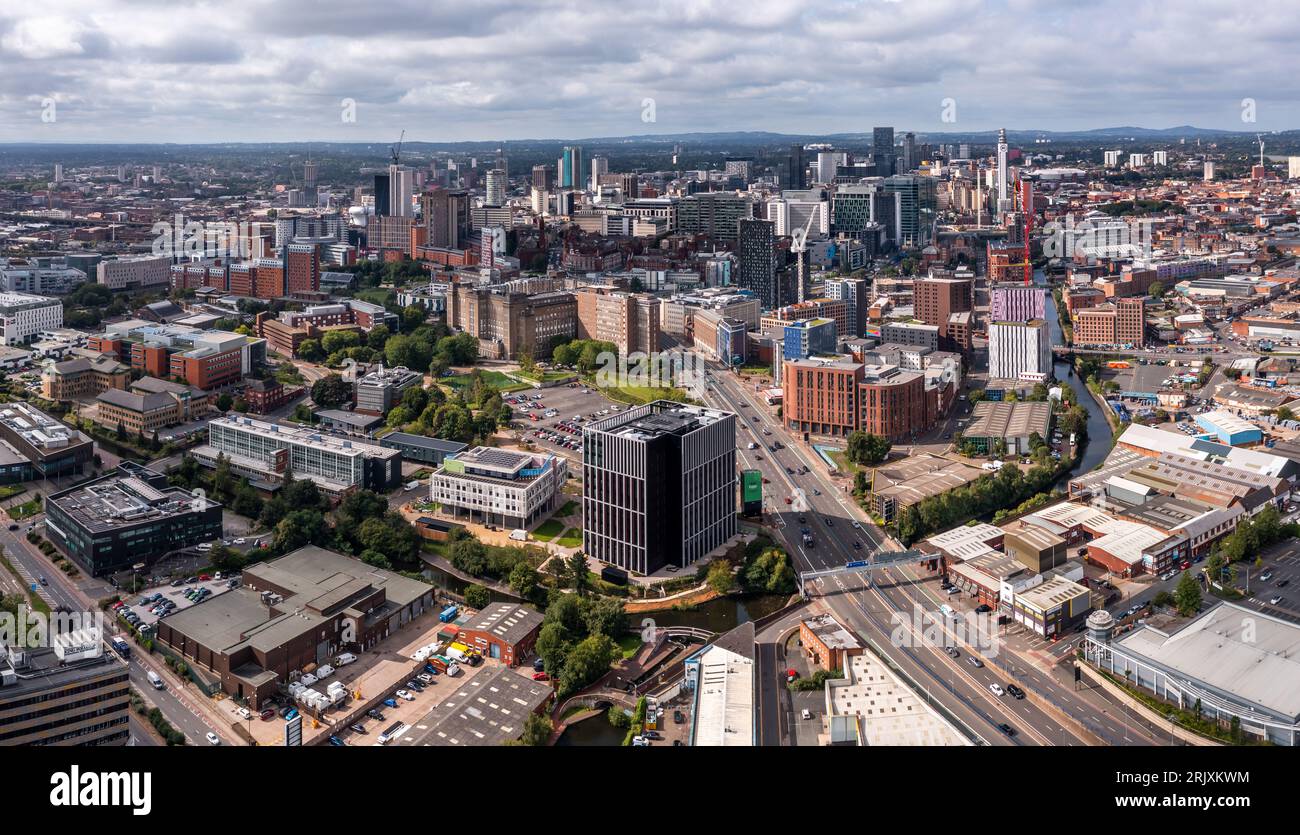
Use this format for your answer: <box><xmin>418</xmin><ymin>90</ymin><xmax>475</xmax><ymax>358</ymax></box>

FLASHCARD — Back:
<box><xmin>677</xmin><ymin>193</ymin><xmax>753</xmax><ymax>242</ymax></box>
<box><xmin>388</xmin><ymin>164</ymin><xmax>414</xmax><ymax>217</ymax></box>
<box><xmin>766</xmin><ymin>189</ymin><xmax>829</xmax><ymax>237</ymax></box>
<box><xmin>1104</xmin><ymin>150</ymin><xmax>1121</xmax><ymax>168</ymax></box>
<box><xmin>531</xmin><ymin>164</ymin><xmax>552</xmax><ymax>191</ymax></box>
<box><xmin>303</xmin><ymin>159</ymin><xmax>318</xmax><ymax>189</ymax></box>
<box><xmin>990</xmin><ymin>285</ymin><xmax>1046</xmax><ymax>322</ymax></box>
<box><xmin>988</xmin><ymin>320</ymin><xmax>1051</xmax><ymax>381</ymax></box>
<box><xmin>873</xmin><ymin>126</ymin><xmax>896</xmax><ymax>177</ymax></box>
<box><xmin>589</xmin><ymin>156</ymin><xmax>608</xmax><ymax>191</ymax></box>
<box><xmin>900</xmin><ymin>132</ymin><xmax>917</xmax><ymax>173</ymax></box>
<box><xmin>736</xmin><ymin>218</ymin><xmax>779</xmax><ymax>308</ymax></box>
<box><xmin>824</xmin><ymin>276</ymin><xmax>869</xmax><ymax>338</ymax></box>
<box><xmin>583</xmin><ymin>402</ymin><xmax>736</xmax><ymax>575</ymax></box>
<box><xmin>883</xmin><ymin>174</ymin><xmax>938</xmax><ymax>247</ymax></box>
<box><xmin>914</xmin><ymin>273</ymin><xmax>973</xmax><ymax>349</ymax></box>
<box><xmin>786</xmin><ymin>144</ymin><xmax>807</xmax><ymax>189</ymax></box>
<box><xmin>284</xmin><ymin>242</ymin><xmax>321</xmax><ymax>295</ymax></box>
<box><xmin>558</xmin><ymin>146</ymin><xmax>584</xmax><ymax>190</ymax></box>
<box><xmin>1073</xmin><ymin>297</ymin><xmax>1146</xmax><ymax>347</ymax></box>
<box><xmin>831</xmin><ymin>184</ymin><xmax>897</xmax><ymax>239</ymax></box>
<box><xmin>485</xmin><ymin>168</ymin><xmax>507</xmax><ymax>207</ymax></box>
<box><xmin>0</xmin><ymin>636</ymin><xmax>130</xmax><ymax>746</ymax></box>
<box><xmin>1203</xmin><ymin>161</ymin><xmax>1216</xmax><ymax>181</ymax></box>
<box><xmin>1153</xmin><ymin>150</ymin><xmax>1168</xmax><ymax>166</ymax></box>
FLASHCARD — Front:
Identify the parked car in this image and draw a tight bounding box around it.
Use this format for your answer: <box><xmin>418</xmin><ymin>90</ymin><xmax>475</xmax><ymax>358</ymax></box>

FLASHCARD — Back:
<box><xmin>236</xmin><ymin>707</ymin><xmax>252</xmax><ymax>720</ymax></box>
<box><xmin>206</xmin><ymin>732</ymin><xmax>220</xmax><ymax>745</ymax></box>
<box><xmin>366</xmin><ymin>708</ymin><xmax>385</xmax><ymax>720</ymax></box>
<box><xmin>382</xmin><ymin>698</ymin><xmax>398</xmax><ymax>708</ymax></box>
<box><xmin>532</xmin><ymin>672</ymin><xmax>549</xmax><ymax>681</ymax></box>
<box><xmin>350</xmin><ymin>724</ymin><xmax>367</xmax><ymax>734</ymax></box>
<box><xmin>328</xmin><ymin>735</ymin><xmax>345</xmax><ymax>747</ymax></box>
<box><xmin>260</xmin><ymin>708</ymin><xmax>275</xmax><ymax>721</ymax></box>
<box><xmin>395</xmin><ymin>689</ymin><xmax>415</xmax><ymax>701</ymax></box>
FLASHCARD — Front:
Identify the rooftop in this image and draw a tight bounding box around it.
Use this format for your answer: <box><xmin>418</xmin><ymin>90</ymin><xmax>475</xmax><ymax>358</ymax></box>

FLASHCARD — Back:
<box><xmin>48</xmin><ymin>474</ymin><xmax>217</xmax><ymax>534</ymax></box>
<box><xmin>394</xmin><ymin>666</ymin><xmax>551</xmax><ymax>747</ymax></box>
<box><xmin>1114</xmin><ymin>602</ymin><xmax>1300</xmax><ymax>721</ymax></box>
<box><xmin>461</xmin><ymin>603</ymin><xmax>544</xmax><ymax>647</ymax></box>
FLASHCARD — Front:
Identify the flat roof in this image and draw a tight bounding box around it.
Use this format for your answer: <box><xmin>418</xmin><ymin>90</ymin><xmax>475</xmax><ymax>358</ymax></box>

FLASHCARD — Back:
<box><xmin>380</xmin><ymin>433</ymin><xmax>468</xmax><ymax>453</ymax></box>
<box><xmin>1114</xmin><ymin>602</ymin><xmax>1300</xmax><ymax>720</ymax></box>
<box><xmin>802</xmin><ymin>613</ymin><xmax>863</xmax><ymax>652</ymax></box>
<box><xmin>825</xmin><ymin>652</ymin><xmax>970</xmax><ymax>746</ymax></box>
<box><xmin>49</xmin><ymin>474</ymin><xmax>217</xmax><ymax>534</ymax></box>
<box><xmin>395</xmin><ymin>666</ymin><xmax>552</xmax><ymax>746</ymax></box>
<box><xmin>1015</xmin><ymin>575</ymin><xmax>1089</xmax><ymax>613</ymax></box>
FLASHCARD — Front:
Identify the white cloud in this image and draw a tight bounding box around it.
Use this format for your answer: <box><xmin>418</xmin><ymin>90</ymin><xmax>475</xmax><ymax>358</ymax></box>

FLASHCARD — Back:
<box><xmin>0</xmin><ymin>0</ymin><xmax>1296</xmax><ymax>142</ymax></box>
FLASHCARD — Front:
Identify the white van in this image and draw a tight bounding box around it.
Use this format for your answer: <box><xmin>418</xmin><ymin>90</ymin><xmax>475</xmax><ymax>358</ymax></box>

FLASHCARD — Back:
<box><xmin>939</xmin><ymin>604</ymin><xmax>957</xmax><ymax>619</ymax></box>
<box><xmin>147</xmin><ymin>670</ymin><xmax>164</xmax><ymax>690</ymax></box>
<box><xmin>335</xmin><ymin>652</ymin><xmax>357</xmax><ymax>666</ymax></box>
<box><xmin>404</xmin><ymin>481</ymin><xmax>420</xmax><ymax>492</ymax></box>
<box><xmin>509</xmin><ymin>528</ymin><xmax>528</xmax><ymax>542</ymax></box>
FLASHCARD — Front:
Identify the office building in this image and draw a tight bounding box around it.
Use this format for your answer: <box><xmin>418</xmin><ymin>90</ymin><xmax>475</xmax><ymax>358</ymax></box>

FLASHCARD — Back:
<box><xmin>91</xmin><ymin>322</ymin><xmax>266</xmax><ymax>391</ymax></box>
<box><xmin>883</xmin><ymin>175</ymin><xmax>937</xmax><ymax>247</ymax></box>
<box><xmin>873</xmin><ymin>126</ymin><xmax>896</xmax><ymax>177</ymax></box>
<box><xmin>378</xmin><ymin>433</ymin><xmax>467</xmax><ymax>466</ymax></box>
<box><xmin>354</xmin><ymin>365</ymin><xmax>423</xmax><ymax>416</ymax></box>
<box><xmin>783</xmin><ymin>318</ymin><xmax>836</xmax><ymax>361</ymax></box>
<box><xmin>430</xmin><ymin>447</ymin><xmax>568</xmax><ymax>529</ymax></box>
<box><xmin>0</xmin><ymin>638</ymin><xmax>129</xmax><ymax>746</ymax></box>
<box><xmin>583</xmin><ymin>402</ymin><xmax>736</xmax><ymax>575</ymax></box>
<box><xmin>824</xmin><ymin>276</ymin><xmax>868</xmax><ymax>338</ymax></box>
<box><xmin>0</xmin><ymin>258</ymin><xmax>87</xmax><ymax>295</ymax></box>
<box><xmin>446</xmin><ymin>283</ymin><xmax>577</xmax><ymax>360</ymax></box>
<box><xmin>46</xmin><ymin>468</ymin><xmax>222</xmax><ymax>576</ymax></box>
<box><xmin>988</xmin><ymin>320</ymin><xmax>1051</xmax><ymax>381</ymax></box>
<box><xmin>881</xmin><ymin>321</ymin><xmax>940</xmax><ymax>351</ymax></box>
<box><xmin>0</xmin><ymin>293</ymin><xmax>62</xmax><ymax>345</ymax></box>
<box><xmin>93</xmin><ymin>377</ymin><xmax>210</xmax><ymax>435</ymax></box>
<box><xmin>41</xmin><ymin>354</ymin><xmax>130</xmax><ymax>401</ymax></box>
<box><xmin>786</xmin><ymin>144</ymin><xmax>807</xmax><ymax>189</ymax></box>
<box><xmin>914</xmin><ymin>273</ymin><xmax>973</xmax><ymax>350</ymax></box>
<box><xmin>558</xmin><ymin>146</ymin><xmax>584</xmax><ymax>190</ymax></box>
<box><xmin>485</xmin><ymin>167</ymin><xmax>507</xmax><ymax>207</ymax></box>
<box><xmin>193</xmin><ymin>414</ymin><xmax>402</xmax><ymax>497</ymax></box>
<box><xmin>575</xmin><ymin>287</ymin><xmax>660</xmax><ymax>356</ymax></box>
<box><xmin>0</xmin><ymin>401</ymin><xmax>94</xmax><ymax>481</ymax></box>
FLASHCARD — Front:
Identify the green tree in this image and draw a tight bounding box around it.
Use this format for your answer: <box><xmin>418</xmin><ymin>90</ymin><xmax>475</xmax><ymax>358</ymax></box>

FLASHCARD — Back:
<box><xmin>359</xmin><ymin>549</ymin><xmax>392</xmax><ymax>570</ymax></box>
<box><xmin>297</xmin><ymin>339</ymin><xmax>324</xmax><ymax>362</ymax></box>
<box><xmin>566</xmin><ymin>552</ymin><xmax>590</xmax><ymax>597</ymax></box>
<box><xmin>582</xmin><ymin>596</ymin><xmax>627</xmax><ymax>639</ymax></box>
<box><xmin>272</xmin><ymin>509</ymin><xmax>328</xmax><ymax>553</ymax></box>
<box><xmin>508</xmin><ymin>561</ymin><xmax>540</xmax><ymax>600</ymax></box>
<box><xmin>311</xmin><ymin>374</ymin><xmax>353</xmax><ymax>410</ymax></box>
<box><xmin>557</xmin><ymin>633</ymin><xmax>617</xmax><ymax>698</ymax></box>
<box><xmin>1174</xmin><ymin>571</ymin><xmax>1202</xmax><ymax>617</ymax></box>
<box><xmin>705</xmin><ymin>559</ymin><xmax>733</xmax><ymax>595</ymax></box>
<box><xmin>512</xmin><ymin>712</ymin><xmax>553</xmax><ymax>746</ymax></box>
<box><xmin>846</xmin><ymin>431</ymin><xmax>891</xmax><ymax>466</ymax></box>
<box><xmin>216</xmin><ymin>393</ymin><xmax>234</xmax><ymax>411</ymax></box>
<box><xmin>464</xmin><ymin>584</ymin><xmax>490</xmax><ymax>609</ymax></box>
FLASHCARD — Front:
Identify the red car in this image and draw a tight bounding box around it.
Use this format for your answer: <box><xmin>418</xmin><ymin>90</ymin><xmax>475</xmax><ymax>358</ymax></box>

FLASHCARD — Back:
<box><xmin>1180</xmin><ymin>560</ymin><xmax>1191</xmax><ymax>570</ymax></box>
<box><xmin>198</xmin><ymin>574</ymin><xmax>211</xmax><ymax>581</ymax></box>
<box><xmin>532</xmin><ymin>672</ymin><xmax>549</xmax><ymax>681</ymax></box>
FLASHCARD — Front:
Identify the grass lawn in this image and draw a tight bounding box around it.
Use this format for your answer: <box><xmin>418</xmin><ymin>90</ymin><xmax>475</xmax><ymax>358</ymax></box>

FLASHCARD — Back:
<box><xmin>9</xmin><ymin>497</ymin><xmax>42</xmax><ymax>520</ymax></box>
<box><xmin>601</xmin><ymin>383</ymin><xmax>693</xmax><ymax>407</ymax></box>
<box><xmin>533</xmin><ymin>519</ymin><xmax>565</xmax><ymax>542</ymax></box>
<box><xmin>555</xmin><ymin>528</ymin><xmax>583</xmax><ymax>548</ymax></box>
<box><xmin>438</xmin><ymin>370</ymin><xmax>532</xmax><ymax>394</ymax></box>
<box><xmin>556</xmin><ymin>500</ymin><xmax>578</xmax><ymax>518</ymax></box>
<box><xmin>354</xmin><ymin>287</ymin><xmax>394</xmax><ymax>307</ymax></box>
<box><xmin>616</xmin><ymin>634</ymin><xmax>642</xmax><ymax>660</ymax></box>
<box><xmin>826</xmin><ymin>450</ymin><xmax>859</xmax><ymax>475</ymax></box>
<box><xmin>516</xmin><ymin>368</ymin><xmax>574</xmax><ymax>383</ymax></box>
<box><xmin>0</xmin><ymin>485</ymin><xmax>25</xmax><ymax>501</ymax></box>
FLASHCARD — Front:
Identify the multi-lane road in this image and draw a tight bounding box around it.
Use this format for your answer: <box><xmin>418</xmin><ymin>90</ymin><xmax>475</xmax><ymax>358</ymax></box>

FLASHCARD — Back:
<box><xmin>700</xmin><ymin>366</ymin><xmax>1166</xmax><ymax>747</ymax></box>
<box><xmin>1</xmin><ymin>516</ymin><xmax>231</xmax><ymax>746</ymax></box>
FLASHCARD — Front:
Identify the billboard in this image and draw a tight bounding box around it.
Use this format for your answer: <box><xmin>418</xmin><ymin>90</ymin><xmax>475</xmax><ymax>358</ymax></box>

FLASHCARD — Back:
<box><xmin>741</xmin><ymin>469</ymin><xmax>762</xmax><ymax>516</ymax></box>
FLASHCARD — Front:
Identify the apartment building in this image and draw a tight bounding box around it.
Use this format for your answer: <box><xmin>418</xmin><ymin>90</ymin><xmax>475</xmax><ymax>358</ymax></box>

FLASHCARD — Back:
<box><xmin>0</xmin><ymin>292</ymin><xmax>63</xmax><ymax>345</ymax></box>
<box><xmin>1073</xmin><ymin>297</ymin><xmax>1146</xmax><ymax>347</ymax></box>
<box><xmin>583</xmin><ymin>402</ymin><xmax>736</xmax><ymax>575</ymax></box>
<box><xmin>988</xmin><ymin>320</ymin><xmax>1051</xmax><ymax>381</ymax></box>
<box><xmin>96</xmin><ymin>255</ymin><xmax>170</xmax><ymax>290</ymax></box>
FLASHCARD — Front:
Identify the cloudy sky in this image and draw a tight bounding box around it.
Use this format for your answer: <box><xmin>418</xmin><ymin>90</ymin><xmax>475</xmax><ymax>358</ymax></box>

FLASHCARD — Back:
<box><xmin>0</xmin><ymin>0</ymin><xmax>1296</xmax><ymax>144</ymax></box>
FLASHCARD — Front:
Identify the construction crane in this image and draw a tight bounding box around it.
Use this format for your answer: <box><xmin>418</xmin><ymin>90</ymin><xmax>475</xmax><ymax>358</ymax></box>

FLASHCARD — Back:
<box><xmin>390</xmin><ymin>130</ymin><xmax>405</xmax><ymax>167</ymax></box>
<box><xmin>998</xmin><ymin>173</ymin><xmax>1035</xmax><ymax>285</ymax></box>
<box><xmin>1257</xmin><ymin>133</ymin><xmax>1266</xmax><ymax>169</ymax></box>
<box><xmin>790</xmin><ymin>207</ymin><xmax>818</xmax><ymax>303</ymax></box>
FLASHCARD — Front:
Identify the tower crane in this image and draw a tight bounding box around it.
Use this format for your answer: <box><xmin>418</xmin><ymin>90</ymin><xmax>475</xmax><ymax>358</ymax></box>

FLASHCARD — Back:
<box><xmin>790</xmin><ymin>206</ymin><xmax>818</xmax><ymax>303</ymax></box>
<box><xmin>390</xmin><ymin>130</ymin><xmax>405</xmax><ymax>167</ymax></box>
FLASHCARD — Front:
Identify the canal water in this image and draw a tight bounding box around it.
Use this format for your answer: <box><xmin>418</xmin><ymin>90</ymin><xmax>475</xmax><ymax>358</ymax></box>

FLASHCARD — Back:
<box><xmin>636</xmin><ymin>593</ymin><xmax>790</xmax><ymax>633</ymax></box>
<box><xmin>1038</xmin><ymin>270</ymin><xmax>1113</xmax><ymax>476</ymax></box>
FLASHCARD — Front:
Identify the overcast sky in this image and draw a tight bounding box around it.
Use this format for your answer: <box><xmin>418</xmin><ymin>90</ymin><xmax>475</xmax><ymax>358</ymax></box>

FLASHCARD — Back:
<box><xmin>0</xmin><ymin>0</ymin><xmax>1296</xmax><ymax>144</ymax></box>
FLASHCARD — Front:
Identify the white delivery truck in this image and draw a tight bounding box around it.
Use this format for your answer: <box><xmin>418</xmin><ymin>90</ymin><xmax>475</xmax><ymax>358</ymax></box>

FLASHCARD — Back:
<box><xmin>147</xmin><ymin>670</ymin><xmax>164</xmax><ymax>690</ymax></box>
<box><xmin>509</xmin><ymin>528</ymin><xmax>528</xmax><ymax>541</ymax></box>
<box><xmin>335</xmin><ymin>652</ymin><xmax>357</xmax><ymax>666</ymax></box>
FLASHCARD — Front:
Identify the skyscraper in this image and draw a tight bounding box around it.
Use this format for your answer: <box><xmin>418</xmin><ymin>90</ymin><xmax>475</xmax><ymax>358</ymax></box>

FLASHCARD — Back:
<box><xmin>531</xmin><ymin>164</ymin><xmax>552</xmax><ymax>191</ymax></box>
<box><xmin>873</xmin><ymin>126</ymin><xmax>896</xmax><ymax>177</ymax></box>
<box><xmin>589</xmin><ymin>156</ymin><xmax>608</xmax><ymax>191</ymax></box>
<box><xmin>583</xmin><ymin>402</ymin><xmax>736</xmax><ymax>575</ymax></box>
<box><xmin>737</xmin><ymin>218</ymin><xmax>779</xmax><ymax>308</ymax></box>
<box><xmin>786</xmin><ymin>143</ymin><xmax>807</xmax><ymax>189</ymax></box>
<box><xmin>388</xmin><ymin>164</ymin><xmax>413</xmax><ymax>217</ymax></box>
<box><xmin>485</xmin><ymin>168</ymin><xmax>506</xmax><ymax>207</ymax></box>
<box><xmin>883</xmin><ymin>174</ymin><xmax>938</xmax><ymax>247</ymax></box>
<box><xmin>558</xmin><ymin>146</ymin><xmax>584</xmax><ymax>190</ymax></box>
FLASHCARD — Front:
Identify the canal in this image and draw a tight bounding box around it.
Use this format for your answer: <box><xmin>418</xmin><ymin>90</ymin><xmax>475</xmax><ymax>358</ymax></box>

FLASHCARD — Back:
<box><xmin>1039</xmin><ymin>270</ymin><xmax>1114</xmax><ymax>476</ymax></box>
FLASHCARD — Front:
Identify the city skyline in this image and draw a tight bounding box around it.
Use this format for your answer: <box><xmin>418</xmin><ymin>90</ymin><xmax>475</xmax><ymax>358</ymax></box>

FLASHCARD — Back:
<box><xmin>4</xmin><ymin>0</ymin><xmax>1300</xmax><ymax>143</ymax></box>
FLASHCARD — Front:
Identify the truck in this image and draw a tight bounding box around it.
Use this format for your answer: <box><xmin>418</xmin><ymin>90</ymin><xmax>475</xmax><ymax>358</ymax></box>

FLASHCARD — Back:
<box><xmin>438</xmin><ymin>605</ymin><xmax>459</xmax><ymax>623</ymax></box>
<box><xmin>110</xmin><ymin>637</ymin><xmax>131</xmax><ymax>659</ymax></box>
